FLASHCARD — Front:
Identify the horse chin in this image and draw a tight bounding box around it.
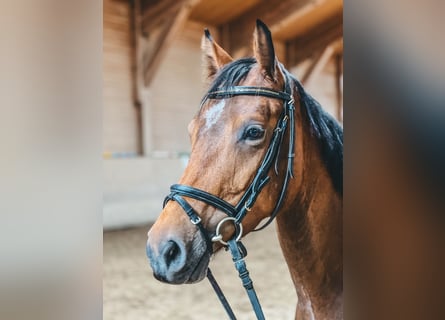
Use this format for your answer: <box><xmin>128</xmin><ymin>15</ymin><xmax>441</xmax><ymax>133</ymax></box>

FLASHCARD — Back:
<box><xmin>185</xmin><ymin>251</ymin><xmax>210</xmax><ymax>283</ymax></box>
<box><xmin>166</xmin><ymin>251</ymin><xmax>210</xmax><ymax>284</ymax></box>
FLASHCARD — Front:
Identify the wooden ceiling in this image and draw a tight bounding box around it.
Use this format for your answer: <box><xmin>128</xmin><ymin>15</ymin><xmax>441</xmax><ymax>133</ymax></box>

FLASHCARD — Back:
<box><xmin>190</xmin><ymin>0</ymin><xmax>261</xmax><ymax>25</ymax></box>
<box><xmin>136</xmin><ymin>0</ymin><xmax>343</xmax><ymax>85</ymax></box>
<box><xmin>192</xmin><ymin>0</ymin><xmax>343</xmax><ymax>63</ymax></box>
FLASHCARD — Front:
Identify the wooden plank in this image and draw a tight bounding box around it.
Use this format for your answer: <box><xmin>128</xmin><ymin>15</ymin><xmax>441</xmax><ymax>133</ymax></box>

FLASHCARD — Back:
<box><xmin>130</xmin><ymin>0</ymin><xmax>144</xmax><ymax>155</ymax></box>
<box><xmin>103</xmin><ymin>0</ymin><xmax>139</xmax><ymax>154</ymax></box>
<box><xmin>222</xmin><ymin>0</ymin><xmax>313</xmax><ymax>55</ymax></box>
<box><xmin>141</xmin><ymin>0</ymin><xmax>179</xmax><ymax>29</ymax></box>
<box><xmin>141</xmin><ymin>0</ymin><xmax>201</xmax><ymax>86</ymax></box>
<box><xmin>273</xmin><ymin>0</ymin><xmax>342</xmax><ymax>40</ymax></box>
<box><xmin>334</xmin><ymin>52</ymin><xmax>343</xmax><ymax>122</ymax></box>
<box><xmin>141</xmin><ymin>0</ymin><xmax>183</xmax><ymax>33</ymax></box>
<box><xmin>286</xmin><ymin>11</ymin><xmax>342</xmax><ymax>67</ymax></box>
<box><xmin>274</xmin><ymin>40</ymin><xmax>287</xmax><ymax>65</ymax></box>
<box><xmin>190</xmin><ymin>0</ymin><xmax>260</xmax><ymax>25</ymax></box>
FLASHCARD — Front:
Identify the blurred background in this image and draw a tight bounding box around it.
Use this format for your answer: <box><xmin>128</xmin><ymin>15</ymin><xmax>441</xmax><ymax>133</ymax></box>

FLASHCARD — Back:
<box><xmin>2</xmin><ymin>0</ymin><xmax>445</xmax><ymax>319</ymax></box>
<box><xmin>103</xmin><ymin>0</ymin><xmax>343</xmax><ymax>319</ymax></box>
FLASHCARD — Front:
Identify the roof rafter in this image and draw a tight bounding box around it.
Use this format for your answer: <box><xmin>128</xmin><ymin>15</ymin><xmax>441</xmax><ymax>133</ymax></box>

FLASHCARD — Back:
<box><xmin>286</xmin><ymin>10</ymin><xmax>342</xmax><ymax>66</ymax></box>
<box><xmin>137</xmin><ymin>0</ymin><xmax>201</xmax><ymax>86</ymax></box>
<box><xmin>219</xmin><ymin>0</ymin><xmax>314</xmax><ymax>56</ymax></box>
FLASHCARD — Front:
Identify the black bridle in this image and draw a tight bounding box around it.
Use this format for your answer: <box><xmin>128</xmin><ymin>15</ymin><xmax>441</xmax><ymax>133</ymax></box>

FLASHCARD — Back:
<box><xmin>163</xmin><ymin>80</ymin><xmax>296</xmax><ymax>320</ymax></box>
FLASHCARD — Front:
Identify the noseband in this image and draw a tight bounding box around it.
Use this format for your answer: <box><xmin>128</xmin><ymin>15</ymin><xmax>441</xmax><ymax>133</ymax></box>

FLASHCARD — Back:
<box><xmin>163</xmin><ymin>79</ymin><xmax>296</xmax><ymax>320</ymax></box>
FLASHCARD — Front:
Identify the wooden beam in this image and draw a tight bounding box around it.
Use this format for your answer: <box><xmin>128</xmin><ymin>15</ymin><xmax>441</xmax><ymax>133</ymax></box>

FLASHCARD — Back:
<box><xmin>331</xmin><ymin>38</ymin><xmax>343</xmax><ymax>56</ymax></box>
<box><xmin>286</xmin><ymin>11</ymin><xmax>342</xmax><ymax>67</ymax></box>
<box><xmin>141</xmin><ymin>0</ymin><xmax>183</xmax><ymax>33</ymax></box>
<box><xmin>220</xmin><ymin>22</ymin><xmax>286</xmax><ymax>62</ymax></box>
<box><xmin>130</xmin><ymin>0</ymin><xmax>140</xmax><ymax>107</ymax></box>
<box><xmin>274</xmin><ymin>40</ymin><xmax>287</xmax><ymax>66</ymax></box>
<box><xmin>141</xmin><ymin>0</ymin><xmax>200</xmax><ymax>86</ymax></box>
<box><xmin>130</xmin><ymin>0</ymin><xmax>144</xmax><ymax>155</ymax></box>
<box><xmin>335</xmin><ymin>52</ymin><xmax>343</xmax><ymax>122</ymax></box>
<box><xmin>134</xmin><ymin>0</ymin><xmax>148</xmax><ymax>98</ymax></box>
<box><xmin>301</xmin><ymin>44</ymin><xmax>334</xmax><ymax>86</ymax></box>
<box><xmin>190</xmin><ymin>0</ymin><xmax>260</xmax><ymax>26</ymax></box>
<box><xmin>221</xmin><ymin>0</ymin><xmax>313</xmax><ymax>55</ymax></box>
<box><xmin>272</xmin><ymin>0</ymin><xmax>342</xmax><ymax>40</ymax></box>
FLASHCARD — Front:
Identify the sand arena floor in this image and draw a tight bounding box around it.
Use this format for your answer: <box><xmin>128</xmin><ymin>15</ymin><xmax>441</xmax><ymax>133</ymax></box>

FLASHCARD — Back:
<box><xmin>104</xmin><ymin>223</ymin><xmax>297</xmax><ymax>319</ymax></box>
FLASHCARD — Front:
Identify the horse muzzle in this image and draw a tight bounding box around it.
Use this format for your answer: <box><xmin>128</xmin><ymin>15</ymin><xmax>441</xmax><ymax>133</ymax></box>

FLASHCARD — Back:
<box><xmin>146</xmin><ymin>233</ymin><xmax>210</xmax><ymax>284</ymax></box>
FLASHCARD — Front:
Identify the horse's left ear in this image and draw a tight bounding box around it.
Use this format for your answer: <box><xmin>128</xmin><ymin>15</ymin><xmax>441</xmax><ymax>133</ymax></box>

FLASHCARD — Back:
<box><xmin>253</xmin><ymin>19</ymin><xmax>278</xmax><ymax>81</ymax></box>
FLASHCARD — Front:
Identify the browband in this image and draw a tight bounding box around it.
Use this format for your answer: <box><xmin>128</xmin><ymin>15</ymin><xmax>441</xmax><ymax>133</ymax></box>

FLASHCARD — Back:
<box><xmin>206</xmin><ymin>86</ymin><xmax>292</xmax><ymax>101</ymax></box>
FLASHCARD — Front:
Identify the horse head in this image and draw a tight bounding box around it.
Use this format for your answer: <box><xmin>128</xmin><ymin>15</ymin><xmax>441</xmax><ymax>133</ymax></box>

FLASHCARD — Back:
<box><xmin>146</xmin><ymin>20</ymin><xmax>296</xmax><ymax>284</ymax></box>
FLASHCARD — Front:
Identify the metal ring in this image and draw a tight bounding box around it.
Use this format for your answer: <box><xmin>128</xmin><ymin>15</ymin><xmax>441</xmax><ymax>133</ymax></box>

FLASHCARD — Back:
<box><xmin>211</xmin><ymin>217</ymin><xmax>243</xmax><ymax>245</ymax></box>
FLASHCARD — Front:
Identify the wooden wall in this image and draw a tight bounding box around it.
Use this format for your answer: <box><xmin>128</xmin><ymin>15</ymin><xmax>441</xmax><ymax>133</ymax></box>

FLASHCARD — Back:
<box><xmin>103</xmin><ymin>0</ymin><xmax>138</xmax><ymax>155</ymax></box>
<box><xmin>146</xmin><ymin>21</ymin><xmax>206</xmax><ymax>154</ymax></box>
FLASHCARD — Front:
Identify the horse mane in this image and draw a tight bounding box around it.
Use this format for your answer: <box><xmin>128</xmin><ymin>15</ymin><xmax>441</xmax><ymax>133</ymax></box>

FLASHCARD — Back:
<box><xmin>289</xmin><ymin>71</ymin><xmax>343</xmax><ymax>196</ymax></box>
<box><xmin>203</xmin><ymin>58</ymin><xmax>343</xmax><ymax>195</ymax></box>
<box><xmin>201</xmin><ymin>58</ymin><xmax>257</xmax><ymax>108</ymax></box>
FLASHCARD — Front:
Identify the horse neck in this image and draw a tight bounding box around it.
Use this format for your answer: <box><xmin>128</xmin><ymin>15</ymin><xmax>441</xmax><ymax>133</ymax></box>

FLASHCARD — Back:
<box><xmin>275</xmin><ymin>102</ymin><xmax>343</xmax><ymax>319</ymax></box>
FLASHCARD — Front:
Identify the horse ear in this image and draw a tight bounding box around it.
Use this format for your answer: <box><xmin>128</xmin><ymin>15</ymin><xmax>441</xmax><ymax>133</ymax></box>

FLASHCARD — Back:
<box><xmin>253</xmin><ymin>19</ymin><xmax>277</xmax><ymax>80</ymax></box>
<box><xmin>201</xmin><ymin>29</ymin><xmax>233</xmax><ymax>80</ymax></box>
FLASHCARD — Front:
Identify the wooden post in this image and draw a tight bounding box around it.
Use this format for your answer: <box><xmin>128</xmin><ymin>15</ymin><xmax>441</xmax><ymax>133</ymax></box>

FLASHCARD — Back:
<box><xmin>334</xmin><ymin>52</ymin><xmax>343</xmax><ymax>122</ymax></box>
<box><xmin>130</xmin><ymin>0</ymin><xmax>144</xmax><ymax>155</ymax></box>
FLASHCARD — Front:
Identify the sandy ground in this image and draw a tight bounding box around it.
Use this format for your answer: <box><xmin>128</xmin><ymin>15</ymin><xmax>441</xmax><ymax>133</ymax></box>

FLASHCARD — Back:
<box><xmin>103</xmin><ymin>223</ymin><xmax>297</xmax><ymax>320</ymax></box>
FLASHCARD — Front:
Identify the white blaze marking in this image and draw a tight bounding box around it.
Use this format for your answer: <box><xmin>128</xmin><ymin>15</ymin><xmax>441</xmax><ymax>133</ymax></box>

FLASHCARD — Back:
<box><xmin>204</xmin><ymin>100</ymin><xmax>225</xmax><ymax>130</ymax></box>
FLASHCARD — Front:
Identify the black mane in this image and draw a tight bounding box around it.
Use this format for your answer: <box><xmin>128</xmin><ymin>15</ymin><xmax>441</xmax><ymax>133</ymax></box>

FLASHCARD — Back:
<box><xmin>203</xmin><ymin>58</ymin><xmax>343</xmax><ymax>195</ymax></box>
<box><xmin>289</xmin><ymin>71</ymin><xmax>343</xmax><ymax>195</ymax></box>
<box><xmin>200</xmin><ymin>58</ymin><xmax>256</xmax><ymax>107</ymax></box>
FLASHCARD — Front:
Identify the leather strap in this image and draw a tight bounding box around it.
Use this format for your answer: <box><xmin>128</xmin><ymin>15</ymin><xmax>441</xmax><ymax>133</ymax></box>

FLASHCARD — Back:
<box><xmin>207</xmin><ymin>86</ymin><xmax>291</xmax><ymax>101</ymax></box>
<box><xmin>167</xmin><ymin>184</ymin><xmax>237</xmax><ymax>217</ymax></box>
<box><xmin>207</xmin><ymin>268</ymin><xmax>237</xmax><ymax>320</ymax></box>
<box><xmin>164</xmin><ymin>193</ymin><xmax>214</xmax><ymax>254</ymax></box>
<box><xmin>227</xmin><ymin>239</ymin><xmax>265</xmax><ymax>320</ymax></box>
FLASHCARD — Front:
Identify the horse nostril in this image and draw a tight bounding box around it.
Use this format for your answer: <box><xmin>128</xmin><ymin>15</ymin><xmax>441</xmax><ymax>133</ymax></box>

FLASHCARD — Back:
<box><xmin>163</xmin><ymin>240</ymin><xmax>182</xmax><ymax>268</ymax></box>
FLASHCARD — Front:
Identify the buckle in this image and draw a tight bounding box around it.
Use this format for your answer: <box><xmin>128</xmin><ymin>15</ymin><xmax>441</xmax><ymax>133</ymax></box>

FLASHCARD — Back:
<box><xmin>191</xmin><ymin>216</ymin><xmax>202</xmax><ymax>225</ymax></box>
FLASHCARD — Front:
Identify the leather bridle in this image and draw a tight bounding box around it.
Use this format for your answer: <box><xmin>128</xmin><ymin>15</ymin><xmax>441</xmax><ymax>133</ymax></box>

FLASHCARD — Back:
<box><xmin>162</xmin><ymin>79</ymin><xmax>296</xmax><ymax>320</ymax></box>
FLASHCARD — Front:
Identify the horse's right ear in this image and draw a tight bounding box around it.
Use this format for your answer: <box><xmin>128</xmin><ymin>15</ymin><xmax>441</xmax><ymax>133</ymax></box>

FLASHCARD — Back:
<box><xmin>201</xmin><ymin>29</ymin><xmax>233</xmax><ymax>80</ymax></box>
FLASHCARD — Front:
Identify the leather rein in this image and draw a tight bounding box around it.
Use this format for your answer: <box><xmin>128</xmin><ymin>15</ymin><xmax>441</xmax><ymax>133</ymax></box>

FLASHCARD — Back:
<box><xmin>163</xmin><ymin>80</ymin><xmax>296</xmax><ymax>320</ymax></box>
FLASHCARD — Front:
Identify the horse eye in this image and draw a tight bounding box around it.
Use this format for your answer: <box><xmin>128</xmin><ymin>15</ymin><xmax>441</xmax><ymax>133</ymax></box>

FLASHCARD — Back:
<box><xmin>244</xmin><ymin>126</ymin><xmax>265</xmax><ymax>141</ymax></box>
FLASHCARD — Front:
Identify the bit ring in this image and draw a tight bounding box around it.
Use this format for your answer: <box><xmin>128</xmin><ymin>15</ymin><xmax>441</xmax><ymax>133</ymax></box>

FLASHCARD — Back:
<box><xmin>211</xmin><ymin>217</ymin><xmax>243</xmax><ymax>245</ymax></box>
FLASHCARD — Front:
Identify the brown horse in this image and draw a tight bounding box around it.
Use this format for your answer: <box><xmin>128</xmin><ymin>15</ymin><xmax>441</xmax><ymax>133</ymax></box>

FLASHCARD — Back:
<box><xmin>146</xmin><ymin>20</ymin><xmax>343</xmax><ymax>320</ymax></box>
